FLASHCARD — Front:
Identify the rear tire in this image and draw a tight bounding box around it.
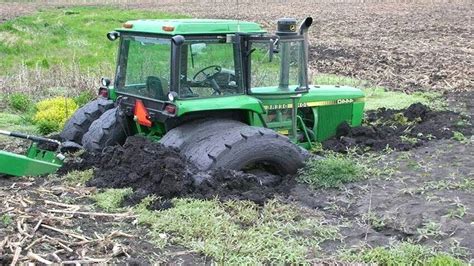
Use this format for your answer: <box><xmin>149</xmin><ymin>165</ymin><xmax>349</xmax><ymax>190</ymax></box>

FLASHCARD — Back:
<box><xmin>82</xmin><ymin>107</ymin><xmax>127</xmax><ymax>152</ymax></box>
<box><xmin>60</xmin><ymin>98</ymin><xmax>114</xmax><ymax>143</ymax></box>
<box><xmin>160</xmin><ymin>119</ymin><xmax>307</xmax><ymax>175</ymax></box>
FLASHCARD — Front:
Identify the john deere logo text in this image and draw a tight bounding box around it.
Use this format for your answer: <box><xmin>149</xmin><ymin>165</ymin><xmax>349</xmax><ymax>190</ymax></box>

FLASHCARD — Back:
<box><xmin>336</xmin><ymin>98</ymin><xmax>354</xmax><ymax>104</ymax></box>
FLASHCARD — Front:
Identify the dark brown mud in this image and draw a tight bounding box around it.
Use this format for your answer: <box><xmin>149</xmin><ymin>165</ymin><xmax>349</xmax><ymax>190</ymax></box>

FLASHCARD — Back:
<box><xmin>61</xmin><ymin>136</ymin><xmax>293</xmax><ymax>208</ymax></box>
<box><xmin>323</xmin><ymin>103</ymin><xmax>472</xmax><ymax>152</ymax></box>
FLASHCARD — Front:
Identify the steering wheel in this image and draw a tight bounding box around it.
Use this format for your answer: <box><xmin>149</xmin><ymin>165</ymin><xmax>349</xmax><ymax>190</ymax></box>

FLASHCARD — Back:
<box><xmin>193</xmin><ymin>65</ymin><xmax>222</xmax><ymax>82</ymax></box>
<box><xmin>193</xmin><ymin>65</ymin><xmax>222</xmax><ymax>94</ymax></box>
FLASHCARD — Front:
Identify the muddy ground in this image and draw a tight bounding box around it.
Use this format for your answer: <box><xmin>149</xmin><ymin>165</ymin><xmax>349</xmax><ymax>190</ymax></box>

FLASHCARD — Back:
<box><xmin>60</xmin><ymin>136</ymin><xmax>293</xmax><ymax>206</ymax></box>
<box><xmin>3</xmin><ymin>110</ymin><xmax>472</xmax><ymax>263</ymax></box>
<box><xmin>292</xmin><ymin>138</ymin><xmax>474</xmax><ymax>257</ymax></box>
<box><xmin>53</xmin><ymin>99</ymin><xmax>473</xmax><ymax>261</ymax></box>
<box><xmin>323</xmin><ymin>102</ymin><xmax>473</xmax><ymax>152</ymax></box>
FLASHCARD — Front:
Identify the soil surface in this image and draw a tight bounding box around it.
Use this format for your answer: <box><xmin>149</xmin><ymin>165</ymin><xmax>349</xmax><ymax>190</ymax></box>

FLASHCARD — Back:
<box><xmin>323</xmin><ymin>103</ymin><xmax>473</xmax><ymax>152</ymax></box>
<box><xmin>0</xmin><ymin>176</ymin><xmax>208</xmax><ymax>265</ymax></box>
<box><xmin>150</xmin><ymin>1</ymin><xmax>473</xmax><ymax>92</ymax></box>
<box><xmin>290</xmin><ymin>138</ymin><xmax>474</xmax><ymax>259</ymax></box>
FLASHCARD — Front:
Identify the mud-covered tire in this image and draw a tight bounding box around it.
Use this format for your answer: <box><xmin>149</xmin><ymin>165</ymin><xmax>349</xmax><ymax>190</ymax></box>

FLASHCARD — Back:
<box><xmin>60</xmin><ymin>98</ymin><xmax>114</xmax><ymax>143</ymax></box>
<box><xmin>160</xmin><ymin>119</ymin><xmax>307</xmax><ymax>174</ymax></box>
<box><xmin>82</xmin><ymin>107</ymin><xmax>127</xmax><ymax>152</ymax></box>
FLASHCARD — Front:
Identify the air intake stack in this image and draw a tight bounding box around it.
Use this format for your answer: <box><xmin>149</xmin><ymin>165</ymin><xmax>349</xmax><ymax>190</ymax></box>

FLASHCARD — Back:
<box><xmin>276</xmin><ymin>18</ymin><xmax>298</xmax><ymax>90</ymax></box>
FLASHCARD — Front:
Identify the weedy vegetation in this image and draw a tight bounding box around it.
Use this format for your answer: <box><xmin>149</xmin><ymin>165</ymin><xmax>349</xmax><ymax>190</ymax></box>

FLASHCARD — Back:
<box><xmin>0</xmin><ymin>7</ymin><xmax>186</xmax><ymax>98</ymax></box>
<box><xmin>62</xmin><ymin>169</ymin><xmax>94</xmax><ymax>185</ymax></box>
<box><xmin>0</xmin><ymin>214</ymin><xmax>13</xmax><ymax>228</ymax></box>
<box><xmin>452</xmin><ymin>131</ymin><xmax>466</xmax><ymax>142</ymax></box>
<box><xmin>297</xmin><ymin>151</ymin><xmax>394</xmax><ymax>188</ymax></box>
<box><xmin>92</xmin><ymin>188</ymin><xmax>133</xmax><ymax>212</ymax></box>
<box><xmin>297</xmin><ymin>152</ymin><xmax>364</xmax><ymax>188</ymax></box>
<box><xmin>133</xmin><ymin>197</ymin><xmax>340</xmax><ymax>264</ymax></box>
<box><xmin>33</xmin><ymin>96</ymin><xmax>78</xmax><ymax>134</ymax></box>
<box><xmin>7</xmin><ymin>92</ymin><xmax>32</xmax><ymax>112</ymax></box>
<box><xmin>314</xmin><ymin>74</ymin><xmax>446</xmax><ymax>111</ymax></box>
<box><xmin>340</xmin><ymin>242</ymin><xmax>464</xmax><ymax>265</ymax></box>
<box><xmin>417</xmin><ymin>221</ymin><xmax>446</xmax><ymax>241</ymax></box>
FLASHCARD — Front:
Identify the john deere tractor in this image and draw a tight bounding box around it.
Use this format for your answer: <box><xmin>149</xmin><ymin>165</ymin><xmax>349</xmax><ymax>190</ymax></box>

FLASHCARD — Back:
<box><xmin>60</xmin><ymin>17</ymin><xmax>365</xmax><ymax>175</ymax></box>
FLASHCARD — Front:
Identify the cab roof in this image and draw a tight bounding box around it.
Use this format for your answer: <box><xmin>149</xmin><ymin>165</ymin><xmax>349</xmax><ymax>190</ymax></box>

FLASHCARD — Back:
<box><xmin>117</xmin><ymin>19</ymin><xmax>267</xmax><ymax>35</ymax></box>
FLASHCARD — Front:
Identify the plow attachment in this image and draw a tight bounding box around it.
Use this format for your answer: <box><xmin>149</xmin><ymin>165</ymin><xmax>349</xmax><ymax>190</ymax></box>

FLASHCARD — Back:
<box><xmin>0</xmin><ymin>130</ymin><xmax>65</xmax><ymax>176</ymax></box>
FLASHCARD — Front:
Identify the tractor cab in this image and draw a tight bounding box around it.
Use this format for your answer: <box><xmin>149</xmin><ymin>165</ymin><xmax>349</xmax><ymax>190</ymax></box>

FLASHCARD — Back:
<box><xmin>98</xmin><ymin>18</ymin><xmax>364</xmax><ymax>150</ymax></box>
<box><xmin>108</xmin><ymin>19</ymin><xmax>263</xmax><ymax>102</ymax></box>
<box><xmin>108</xmin><ymin>18</ymin><xmax>311</xmax><ymax>101</ymax></box>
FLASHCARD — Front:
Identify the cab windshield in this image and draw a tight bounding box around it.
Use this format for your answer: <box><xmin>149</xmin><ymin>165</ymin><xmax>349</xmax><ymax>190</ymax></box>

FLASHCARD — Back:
<box><xmin>179</xmin><ymin>39</ymin><xmax>243</xmax><ymax>98</ymax></box>
<box><xmin>115</xmin><ymin>35</ymin><xmax>244</xmax><ymax>101</ymax></box>
<box><xmin>115</xmin><ymin>36</ymin><xmax>171</xmax><ymax>101</ymax></box>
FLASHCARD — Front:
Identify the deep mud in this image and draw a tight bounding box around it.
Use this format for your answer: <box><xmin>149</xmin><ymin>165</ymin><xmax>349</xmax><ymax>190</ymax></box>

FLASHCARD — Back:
<box><xmin>62</xmin><ymin>136</ymin><xmax>292</xmax><ymax>207</ymax></box>
<box><xmin>323</xmin><ymin>103</ymin><xmax>473</xmax><ymax>152</ymax></box>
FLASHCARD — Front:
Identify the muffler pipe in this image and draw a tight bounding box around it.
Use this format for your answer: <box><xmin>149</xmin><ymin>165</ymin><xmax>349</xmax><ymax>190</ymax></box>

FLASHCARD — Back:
<box><xmin>298</xmin><ymin>17</ymin><xmax>313</xmax><ymax>35</ymax></box>
<box><xmin>298</xmin><ymin>17</ymin><xmax>313</xmax><ymax>90</ymax></box>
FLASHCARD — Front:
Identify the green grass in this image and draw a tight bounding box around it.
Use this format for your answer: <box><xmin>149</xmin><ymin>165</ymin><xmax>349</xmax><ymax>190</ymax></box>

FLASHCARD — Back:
<box><xmin>314</xmin><ymin>74</ymin><xmax>370</xmax><ymax>88</ymax></box>
<box><xmin>62</xmin><ymin>169</ymin><xmax>94</xmax><ymax>185</ymax></box>
<box><xmin>7</xmin><ymin>92</ymin><xmax>32</xmax><ymax>112</ymax></box>
<box><xmin>364</xmin><ymin>87</ymin><xmax>445</xmax><ymax>111</ymax></box>
<box><xmin>340</xmin><ymin>242</ymin><xmax>464</xmax><ymax>265</ymax></box>
<box><xmin>92</xmin><ymin>188</ymin><xmax>133</xmax><ymax>212</ymax></box>
<box><xmin>314</xmin><ymin>74</ymin><xmax>446</xmax><ymax>110</ymax></box>
<box><xmin>297</xmin><ymin>152</ymin><xmax>364</xmax><ymax>188</ymax></box>
<box><xmin>0</xmin><ymin>112</ymin><xmax>37</xmax><ymax>134</ymax></box>
<box><xmin>134</xmin><ymin>197</ymin><xmax>339</xmax><ymax>264</ymax></box>
<box><xmin>0</xmin><ymin>6</ymin><xmax>186</xmax><ymax>73</ymax></box>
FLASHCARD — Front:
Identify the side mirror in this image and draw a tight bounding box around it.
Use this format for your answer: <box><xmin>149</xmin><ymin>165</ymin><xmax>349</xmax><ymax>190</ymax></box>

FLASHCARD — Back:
<box><xmin>269</xmin><ymin>39</ymin><xmax>279</xmax><ymax>62</ymax></box>
<box><xmin>190</xmin><ymin>43</ymin><xmax>206</xmax><ymax>55</ymax></box>
<box><xmin>101</xmin><ymin>77</ymin><xmax>111</xmax><ymax>87</ymax></box>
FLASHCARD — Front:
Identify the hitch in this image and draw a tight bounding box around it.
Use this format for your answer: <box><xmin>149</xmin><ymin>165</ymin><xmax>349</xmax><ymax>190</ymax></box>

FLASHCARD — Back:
<box><xmin>0</xmin><ymin>130</ymin><xmax>68</xmax><ymax>177</ymax></box>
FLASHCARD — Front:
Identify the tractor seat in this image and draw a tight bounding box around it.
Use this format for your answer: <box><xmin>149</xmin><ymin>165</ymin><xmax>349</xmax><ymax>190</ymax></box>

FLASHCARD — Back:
<box><xmin>146</xmin><ymin>76</ymin><xmax>168</xmax><ymax>100</ymax></box>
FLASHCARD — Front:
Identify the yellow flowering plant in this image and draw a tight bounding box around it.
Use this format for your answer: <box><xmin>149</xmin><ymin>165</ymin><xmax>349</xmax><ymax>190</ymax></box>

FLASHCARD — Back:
<box><xmin>33</xmin><ymin>97</ymin><xmax>78</xmax><ymax>134</ymax></box>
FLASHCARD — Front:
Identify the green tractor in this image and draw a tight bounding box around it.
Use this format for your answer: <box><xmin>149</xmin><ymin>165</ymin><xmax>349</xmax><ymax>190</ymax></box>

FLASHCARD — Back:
<box><xmin>61</xmin><ymin>17</ymin><xmax>365</xmax><ymax>175</ymax></box>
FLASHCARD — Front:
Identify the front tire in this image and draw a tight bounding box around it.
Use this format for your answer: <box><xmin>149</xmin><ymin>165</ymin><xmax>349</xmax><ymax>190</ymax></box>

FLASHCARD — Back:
<box><xmin>82</xmin><ymin>107</ymin><xmax>127</xmax><ymax>152</ymax></box>
<box><xmin>160</xmin><ymin>119</ymin><xmax>307</xmax><ymax>175</ymax></box>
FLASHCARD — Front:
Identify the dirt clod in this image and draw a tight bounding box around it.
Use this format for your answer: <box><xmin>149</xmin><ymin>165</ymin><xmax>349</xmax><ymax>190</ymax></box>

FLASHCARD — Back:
<box><xmin>323</xmin><ymin>103</ymin><xmax>472</xmax><ymax>152</ymax></box>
